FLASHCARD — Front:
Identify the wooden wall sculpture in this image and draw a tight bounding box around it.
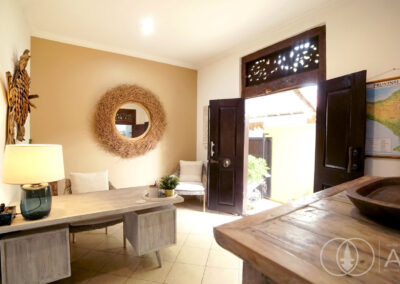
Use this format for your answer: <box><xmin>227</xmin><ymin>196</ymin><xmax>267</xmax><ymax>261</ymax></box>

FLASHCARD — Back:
<box><xmin>5</xmin><ymin>49</ymin><xmax>38</xmax><ymax>144</ymax></box>
<box><xmin>94</xmin><ymin>84</ymin><xmax>166</xmax><ymax>158</ymax></box>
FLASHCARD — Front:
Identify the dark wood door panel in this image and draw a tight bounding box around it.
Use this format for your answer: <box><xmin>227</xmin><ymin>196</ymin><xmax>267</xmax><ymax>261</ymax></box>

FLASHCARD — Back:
<box><xmin>218</xmin><ymin>169</ymin><xmax>235</xmax><ymax>206</ymax></box>
<box><xmin>208</xmin><ymin>98</ymin><xmax>245</xmax><ymax>215</ymax></box>
<box><xmin>325</xmin><ymin>88</ymin><xmax>351</xmax><ymax>169</ymax></box>
<box><xmin>314</xmin><ymin>70</ymin><xmax>366</xmax><ymax>192</ymax></box>
<box><xmin>219</xmin><ymin>106</ymin><xmax>237</xmax><ymax>157</ymax></box>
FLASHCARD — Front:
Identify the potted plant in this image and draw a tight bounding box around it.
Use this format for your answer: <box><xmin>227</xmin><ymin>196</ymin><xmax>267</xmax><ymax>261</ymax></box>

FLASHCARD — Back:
<box><xmin>159</xmin><ymin>175</ymin><xmax>179</xmax><ymax>197</ymax></box>
<box><xmin>247</xmin><ymin>155</ymin><xmax>269</xmax><ymax>201</ymax></box>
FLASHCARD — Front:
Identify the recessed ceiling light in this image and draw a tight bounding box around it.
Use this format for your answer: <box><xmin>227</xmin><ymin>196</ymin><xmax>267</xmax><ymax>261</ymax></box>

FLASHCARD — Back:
<box><xmin>141</xmin><ymin>18</ymin><xmax>153</xmax><ymax>35</ymax></box>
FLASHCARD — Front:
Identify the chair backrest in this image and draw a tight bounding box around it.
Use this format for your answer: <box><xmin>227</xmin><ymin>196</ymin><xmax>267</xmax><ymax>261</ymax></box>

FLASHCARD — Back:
<box><xmin>64</xmin><ymin>178</ymin><xmax>116</xmax><ymax>195</ymax></box>
<box><xmin>175</xmin><ymin>162</ymin><xmax>207</xmax><ymax>187</ymax></box>
<box><xmin>175</xmin><ymin>162</ymin><xmax>207</xmax><ymax>177</ymax></box>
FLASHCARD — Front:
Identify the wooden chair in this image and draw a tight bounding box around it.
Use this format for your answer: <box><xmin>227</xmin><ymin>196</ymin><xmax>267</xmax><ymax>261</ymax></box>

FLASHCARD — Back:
<box><xmin>173</xmin><ymin>162</ymin><xmax>207</xmax><ymax>212</ymax></box>
<box><xmin>63</xmin><ymin>179</ymin><xmax>126</xmax><ymax>247</ymax></box>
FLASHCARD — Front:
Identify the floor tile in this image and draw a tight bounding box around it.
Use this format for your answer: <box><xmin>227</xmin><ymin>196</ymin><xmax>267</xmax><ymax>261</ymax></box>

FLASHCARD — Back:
<box><xmin>85</xmin><ymin>272</ymin><xmax>127</xmax><ymax>284</ymax></box>
<box><xmin>165</xmin><ymin>262</ymin><xmax>205</xmax><ymax>284</ymax></box>
<box><xmin>126</xmin><ymin>279</ymin><xmax>160</xmax><ymax>284</ymax></box>
<box><xmin>100</xmin><ymin>253</ymin><xmax>141</xmax><ymax>277</ymax></box>
<box><xmin>176</xmin><ymin>246</ymin><xmax>209</xmax><ymax>266</ymax></box>
<box><xmin>72</xmin><ymin>251</ymin><xmax>114</xmax><ymax>272</ymax></box>
<box><xmin>70</xmin><ymin>246</ymin><xmax>91</xmax><ymax>262</ymax></box>
<box><xmin>206</xmin><ymin>249</ymin><xmax>241</xmax><ymax>269</ymax></box>
<box><xmin>130</xmin><ymin>259</ymin><xmax>173</xmax><ymax>283</ymax></box>
<box><xmin>176</xmin><ymin>232</ymin><xmax>189</xmax><ymax>247</ymax></box>
<box><xmin>62</xmin><ymin>203</ymin><xmax>243</xmax><ymax>283</ymax></box>
<box><xmin>96</xmin><ymin>234</ymin><xmax>129</xmax><ymax>254</ymax></box>
<box><xmin>184</xmin><ymin>234</ymin><xmax>213</xmax><ymax>249</ymax></box>
<box><xmin>53</xmin><ymin>266</ymin><xmax>96</xmax><ymax>283</ymax></box>
<box><xmin>189</xmin><ymin>223</ymin><xmax>214</xmax><ymax>236</ymax></box>
<box><xmin>202</xmin><ymin>267</ymin><xmax>240</xmax><ymax>284</ymax></box>
<box><xmin>160</xmin><ymin>244</ymin><xmax>182</xmax><ymax>262</ymax></box>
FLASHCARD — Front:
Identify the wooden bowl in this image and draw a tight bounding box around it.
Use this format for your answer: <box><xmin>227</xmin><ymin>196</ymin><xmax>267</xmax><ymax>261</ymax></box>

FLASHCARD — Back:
<box><xmin>346</xmin><ymin>177</ymin><xmax>400</xmax><ymax>227</ymax></box>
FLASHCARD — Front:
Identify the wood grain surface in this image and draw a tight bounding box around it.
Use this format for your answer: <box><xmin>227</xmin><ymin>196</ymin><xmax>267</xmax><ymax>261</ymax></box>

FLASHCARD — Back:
<box><xmin>1</xmin><ymin>186</ymin><xmax>183</xmax><ymax>235</ymax></box>
<box><xmin>0</xmin><ymin>226</ymin><xmax>70</xmax><ymax>284</ymax></box>
<box><xmin>214</xmin><ymin>176</ymin><xmax>400</xmax><ymax>283</ymax></box>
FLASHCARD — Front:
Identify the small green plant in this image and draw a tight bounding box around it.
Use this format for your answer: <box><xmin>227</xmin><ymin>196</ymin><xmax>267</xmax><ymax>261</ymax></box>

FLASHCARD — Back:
<box><xmin>247</xmin><ymin>155</ymin><xmax>269</xmax><ymax>184</ymax></box>
<box><xmin>159</xmin><ymin>175</ymin><xmax>180</xmax><ymax>190</ymax></box>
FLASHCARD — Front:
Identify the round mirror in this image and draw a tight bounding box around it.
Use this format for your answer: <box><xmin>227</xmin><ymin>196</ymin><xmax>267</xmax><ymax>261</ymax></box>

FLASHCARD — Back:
<box><xmin>115</xmin><ymin>103</ymin><xmax>150</xmax><ymax>139</ymax></box>
<box><xmin>95</xmin><ymin>84</ymin><xmax>166</xmax><ymax>158</ymax></box>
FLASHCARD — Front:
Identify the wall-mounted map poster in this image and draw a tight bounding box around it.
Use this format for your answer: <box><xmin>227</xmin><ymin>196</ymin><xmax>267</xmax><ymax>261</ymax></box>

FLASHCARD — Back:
<box><xmin>366</xmin><ymin>77</ymin><xmax>400</xmax><ymax>158</ymax></box>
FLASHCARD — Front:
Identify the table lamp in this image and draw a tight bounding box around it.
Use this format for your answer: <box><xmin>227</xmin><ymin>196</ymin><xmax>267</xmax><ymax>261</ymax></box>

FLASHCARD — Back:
<box><xmin>2</xmin><ymin>144</ymin><xmax>65</xmax><ymax>220</ymax></box>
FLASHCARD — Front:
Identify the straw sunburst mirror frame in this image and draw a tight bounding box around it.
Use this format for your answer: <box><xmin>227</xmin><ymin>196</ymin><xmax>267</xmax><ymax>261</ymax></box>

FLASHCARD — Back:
<box><xmin>94</xmin><ymin>84</ymin><xmax>166</xmax><ymax>158</ymax></box>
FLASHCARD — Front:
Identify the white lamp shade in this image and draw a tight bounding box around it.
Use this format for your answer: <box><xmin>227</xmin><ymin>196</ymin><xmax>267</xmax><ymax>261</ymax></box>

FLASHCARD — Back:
<box><xmin>2</xmin><ymin>144</ymin><xmax>65</xmax><ymax>185</ymax></box>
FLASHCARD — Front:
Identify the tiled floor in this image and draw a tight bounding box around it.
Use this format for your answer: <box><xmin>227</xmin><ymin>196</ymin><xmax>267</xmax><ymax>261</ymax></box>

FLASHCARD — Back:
<box><xmin>54</xmin><ymin>198</ymin><xmax>245</xmax><ymax>284</ymax></box>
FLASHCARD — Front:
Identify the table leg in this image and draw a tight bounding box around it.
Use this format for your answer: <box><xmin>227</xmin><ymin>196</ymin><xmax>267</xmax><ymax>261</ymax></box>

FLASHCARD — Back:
<box><xmin>242</xmin><ymin>261</ymin><xmax>274</xmax><ymax>284</ymax></box>
<box><xmin>156</xmin><ymin>250</ymin><xmax>162</xmax><ymax>267</ymax></box>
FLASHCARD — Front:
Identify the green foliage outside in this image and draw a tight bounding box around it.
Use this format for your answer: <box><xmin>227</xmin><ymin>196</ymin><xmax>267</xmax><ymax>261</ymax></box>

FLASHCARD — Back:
<box><xmin>159</xmin><ymin>175</ymin><xmax>180</xmax><ymax>190</ymax></box>
<box><xmin>247</xmin><ymin>155</ymin><xmax>269</xmax><ymax>184</ymax></box>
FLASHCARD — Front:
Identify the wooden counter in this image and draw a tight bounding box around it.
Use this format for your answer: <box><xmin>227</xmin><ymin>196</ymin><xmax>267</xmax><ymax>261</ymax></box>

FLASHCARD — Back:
<box><xmin>214</xmin><ymin>176</ymin><xmax>400</xmax><ymax>283</ymax></box>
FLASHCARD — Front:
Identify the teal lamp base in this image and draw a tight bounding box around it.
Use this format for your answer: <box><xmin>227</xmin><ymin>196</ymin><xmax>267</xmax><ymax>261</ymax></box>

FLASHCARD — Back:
<box><xmin>20</xmin><ymin>183</ymin><xmax>52</xmax><ymax>220</ymax></box>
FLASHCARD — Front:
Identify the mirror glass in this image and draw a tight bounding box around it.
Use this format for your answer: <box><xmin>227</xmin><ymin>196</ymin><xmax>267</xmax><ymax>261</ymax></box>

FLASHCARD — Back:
<box><xmin>115</xmin><ymin>103</ymin><xmax>150</xmax><ymax>138</ymax></box>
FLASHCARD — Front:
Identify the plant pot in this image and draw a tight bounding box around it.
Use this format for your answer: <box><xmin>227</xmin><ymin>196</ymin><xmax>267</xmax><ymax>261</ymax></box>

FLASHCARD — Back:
<box><xmin>148</xmin><ymin>186</ymin><xmax>159</xmax><ymax>198</ymax></box>
<box><xmin>164</xmin><ymin>189</ymin><xmax>175</xmax><ymax>197</ymax></box>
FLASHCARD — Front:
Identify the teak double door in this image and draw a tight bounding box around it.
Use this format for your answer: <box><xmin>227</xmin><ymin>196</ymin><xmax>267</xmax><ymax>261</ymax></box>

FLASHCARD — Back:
<box><xmin>207</xmin><ymin>70</ymin><xmax>367</xmax><ymax>215</ymax></box>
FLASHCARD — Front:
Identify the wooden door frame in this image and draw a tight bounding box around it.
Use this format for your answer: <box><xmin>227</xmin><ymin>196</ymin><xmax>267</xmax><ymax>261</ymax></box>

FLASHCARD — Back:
<box><xmin>241</xmin><ymin>26</ymin><xmax>325</xmax><ymax>204</ymax></box>
<box><xmin>241</xmin><ymin>25</ymin><xmax>326</xmax><ymax>99</ymax></box>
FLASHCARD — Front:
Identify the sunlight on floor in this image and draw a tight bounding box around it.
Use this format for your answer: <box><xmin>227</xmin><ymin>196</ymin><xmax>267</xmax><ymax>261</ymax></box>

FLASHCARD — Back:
<box><xmin>246</xmin><ymin>198</ymin><xmax>281</xmax><ymax>215</ymax></box>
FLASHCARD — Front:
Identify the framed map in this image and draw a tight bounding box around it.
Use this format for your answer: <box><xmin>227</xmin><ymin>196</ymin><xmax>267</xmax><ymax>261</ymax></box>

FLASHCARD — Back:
<box><xmin>365</xmin><ymin>76</ymin><xmax>400</xmax><ymax>158</ymax></box>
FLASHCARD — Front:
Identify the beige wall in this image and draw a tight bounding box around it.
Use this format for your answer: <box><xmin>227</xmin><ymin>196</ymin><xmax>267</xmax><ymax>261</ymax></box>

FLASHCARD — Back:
<box><xmin>266</xmin><ymin>125</ymin><xmax>315</xmax><ymax>203</ymax></box>
<box><xmin>31</xmin><ymin>37</ymin><xmax>197</xmax><ymax>189</ymax></box>
<box><xmin>0</xmin><ymin>0</ymin><xmax>31</xmax><ymax>203</ymax></box>
<box><xmin>196</xmin><ymin>0</ymin><xmax>400</xmax><ymax>178</ymax></box>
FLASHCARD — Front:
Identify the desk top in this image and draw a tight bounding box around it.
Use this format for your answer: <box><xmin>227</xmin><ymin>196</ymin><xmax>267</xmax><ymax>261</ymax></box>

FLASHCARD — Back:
<box><xmin>214</xmin><ymin>176</ymin><xmax>400</xmax><ymax>283</ymax></box>
<box><xmin>0</xmin><ymin>186</ymin><xmax>183</xmax><ymax>235</ymax></box>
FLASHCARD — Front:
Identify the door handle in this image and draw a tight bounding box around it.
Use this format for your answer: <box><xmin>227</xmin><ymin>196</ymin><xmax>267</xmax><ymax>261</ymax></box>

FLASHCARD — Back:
<box><xmin>347</xmin><ymin>146</ymin><xmax>359</xmax><ymax>173</ymax></box>
<box><xmin>210</xmin><ymin>141</ymin><xmax>216</xmax><ymax>157</ymax></box>
<box><xmin>222</xmin><ymin>158</ymin><xmax>231</xmax><ymax>168</ymax></box>
<box><xmin>347</xmin><ymin>146</ymin><xmax>353</xmax><ymax>173</ymax></box>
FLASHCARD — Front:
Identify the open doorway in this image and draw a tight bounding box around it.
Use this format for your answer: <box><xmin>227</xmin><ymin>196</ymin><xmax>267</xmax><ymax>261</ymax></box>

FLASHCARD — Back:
<box><xmin>245</xmin><ymin>85</ymin><xmax>317</xmax><ymax>213</ymax></box>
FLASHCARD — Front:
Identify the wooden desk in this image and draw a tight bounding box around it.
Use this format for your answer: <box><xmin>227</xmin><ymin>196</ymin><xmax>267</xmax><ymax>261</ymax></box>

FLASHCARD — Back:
<box><xmin>1</xmin><ymin>186</ymin><xmax>183</xmax><ymax>234</ymax></box>
<box><xmin>0</xmin><ymin>186</ymin><xmax>183</xmax><ymax>284</ymax></box>
<box><xmin>214</xmin><ymin>176</ymin><xmax>400</xmax><ymax>283</ymax></box>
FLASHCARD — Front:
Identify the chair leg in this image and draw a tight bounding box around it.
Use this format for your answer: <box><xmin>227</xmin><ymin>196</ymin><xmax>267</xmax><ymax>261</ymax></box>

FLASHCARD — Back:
<box><xmin>72</xmin><ymin>233</ymin><xmax>76</xmax><ymax>243</ymax></box>
<box><xmin>156</xmin><ymin>250</ymin><xmax>162</xmax><ymax>267</ymax></box>
<box><xmin>203</xmin><ymin>194</ymin><xmax>206</xmax><ymax>212</ymax></box>
<box><xmin>105</xmin><ymin>227</ymin><xmax>108</xmax><ymax>234</ymax></box>
<box><xmin>123</xmin><ymin>223</ymin><xmax>126</xmax><ymax>248</ymax></box>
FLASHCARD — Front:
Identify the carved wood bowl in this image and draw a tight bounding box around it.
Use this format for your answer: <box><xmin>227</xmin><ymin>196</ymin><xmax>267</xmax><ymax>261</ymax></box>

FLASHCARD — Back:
<box><xmin>347</xmin><ymin>177</ymin><xmax>400</xmax><ymax>227</ymax></box>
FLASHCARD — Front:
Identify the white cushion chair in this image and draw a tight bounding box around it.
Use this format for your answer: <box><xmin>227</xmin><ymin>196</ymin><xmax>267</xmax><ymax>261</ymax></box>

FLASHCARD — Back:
<box><xmin>173</xmin><ymin>161</ymin><xmax>207</xmax><ymax>212</ymax></box>
<box><xmin>64</xmin><ymin>170</ymin><xmax>126</xmax><ymax>247</ymax></box>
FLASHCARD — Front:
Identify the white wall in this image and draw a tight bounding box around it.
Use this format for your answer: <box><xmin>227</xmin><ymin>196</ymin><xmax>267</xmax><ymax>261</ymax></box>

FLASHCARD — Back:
<box><xmin>266</xmin><ymin>125</ymin><xmax>315</xmax><ymax>203</ymax></box>
<box><xmin>0</xmin><ymin>0</ymin><xmax>31</xmax><ymax>203</ymax></box>
<box><xmin>197</xmin><ymin>0</ymin><xmax>400</xmax><ymax>176</ymax></box>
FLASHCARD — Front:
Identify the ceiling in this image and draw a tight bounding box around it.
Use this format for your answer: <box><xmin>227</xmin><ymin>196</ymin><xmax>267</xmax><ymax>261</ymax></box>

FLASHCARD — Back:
<box><xmin>19</xmin><ymin>0</ymin><xmax>333</xmax><ymax>69</ymax></box>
